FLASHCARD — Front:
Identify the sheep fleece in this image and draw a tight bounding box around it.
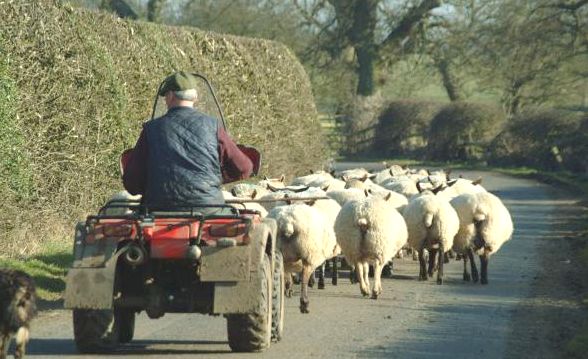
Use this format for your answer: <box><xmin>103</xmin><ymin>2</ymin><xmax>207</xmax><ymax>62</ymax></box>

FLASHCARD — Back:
<box><xmin>403</xmin><ymin>193</ymin><xmax>459</xmax><ymax>250</ymax></box>
<box><xmin>451</xmin><ymin>192</ymin><xmax>513</xmax><ymax>255</ymax></box>
<box><xmin>268</xmin><ymin>204</ymin><xmax>338</xmax><ymax>271</ymax></box>
<box><xmin>334</xmin><ymin>197</ymin><xmax>408</xmax><ymax>265</ymax></box>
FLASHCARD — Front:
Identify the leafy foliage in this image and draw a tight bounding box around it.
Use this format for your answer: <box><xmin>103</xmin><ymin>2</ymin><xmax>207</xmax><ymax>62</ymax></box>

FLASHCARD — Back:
<box><xmin>0</xmin><ymin>0</ymin><xmax>326</xmax><ymax>256</ymax></box>
<box><xmin>427</xmin><ymin>102</ymin><xmax>505</xmax><ymax>161</ymax></box>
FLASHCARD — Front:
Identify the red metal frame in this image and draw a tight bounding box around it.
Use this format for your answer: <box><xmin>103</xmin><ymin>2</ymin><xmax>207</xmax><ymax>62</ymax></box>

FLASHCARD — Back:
<box><xmin>87</xmin><ymin>212</ymin><xmax>261</xmax><ymax>259</ymax></box>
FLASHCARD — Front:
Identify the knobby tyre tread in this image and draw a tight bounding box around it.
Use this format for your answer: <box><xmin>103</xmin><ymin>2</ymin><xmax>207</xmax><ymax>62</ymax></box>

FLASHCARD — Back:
<box><xmin>73</xmin><ymin>309</ymin><xmax>118</xmax><ymax>353</ymax></box>
<box><xmin>116</xmin><ymin>308</ymin><xmax>135</xmax><ymax>343</ymax></box>
<box><xmin>226</xmin><ymin>254</ymin><xmax>271</xmax><ymax>352</ymax></box>
<box><xmin>271</xmin><ymin>250</ymin><xmax>285</xmax><ymax>342</ymax></box>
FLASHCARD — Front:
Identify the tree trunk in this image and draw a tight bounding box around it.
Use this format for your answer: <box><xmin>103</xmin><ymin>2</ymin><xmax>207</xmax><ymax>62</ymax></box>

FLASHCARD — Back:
<box><xmin>356</xmin><ymin>45</ymin><xmax>375</xmax><ymax>96</ymax></box>
<box><xmin>147</xmin><ymin>0</ymin><xmax>164</xmax><ymax>22</ymax></box>
<box><xmin>436</xmin><ymin>59</ymin><xmax>463</xmax><ymax>102</ymax></box>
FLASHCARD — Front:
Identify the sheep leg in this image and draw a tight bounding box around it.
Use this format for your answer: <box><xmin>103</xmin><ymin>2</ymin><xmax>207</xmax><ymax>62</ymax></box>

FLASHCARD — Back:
<box><xmin>467</xmin><ymin>248</ymin><xmax>479</xmax><ymax>283</ymax></box>
<box><xmin>437</xmin><ymin>245</ymin><xmax>444</xmax><ymax>285</ymax></box>
<box><xmin>363</xmin><ymin>262</ymin><xmax>370</xmax><ymax>293</ymax></box>
<box><xmin>299</xmin><ymin>265</ymin><xmax>313</xmax><ymax>313</ymax></box>
<box><xmin>332</xmin><ymin>257</ymin><xmax>339</xmax><ymax>285</ymax></box>
<box><xmin>480</xmin><ymin>254</ymin><xmax>489</xmax><ymax>285</ymax></box>
<box><xmin>285</xmin><ymin>272</ymin><xmax>294</xmax><ymax>297</ymax></box>
<box><xmin>427</xmin><ymin>248</ymin><xmax>437</xmax><ymax>277</ymax></box>
<box><xmin>443</xmin><ymin>251</ymin><xmax>450</xmax><ymax>264</ymax></box>
<box><xmin>349</xmin><ymin>264</ymin><xmax>357</xmax><ymax>284</ymax></box>
<box><xmin>1</xmin><ymin>334</ymin><xmax>11</xmax><ymax>359</ymax></box>
<box><xmin>318</xmin><ymin>262</ymin><xmax>326</xmax><ymax>289</ymax></box>
<box><xmin>371</xmin><ymin>261</ymin><xmax>383</xmax><ymax>299</ymax></box>
<box><xmin>418</xmin><ymin>248</ymin><xmax>427</xmax><ymax>281</ymax></box>
<box><xmin>462</xmin><ymin>253</ymin><xmax>471</xmax><ymax>281</ymax></box>
<box><xmin>412</xmin><ymin>248</ymin><xmax>419</xmax><ymax>261</ymax></box>
<box><xmin>356</xmin><ymin>262</ymin><xmax>369</xmax><ymax>297</ymax></box>
<box><xmin>14</xmin><ymin>327</ymin><xmax>29</xmax><ymax>359</ymax></box>
<box><xmin>308</xmin><ymin>270</ymin><xmax>316</xmax><ymax>288</ymax></box>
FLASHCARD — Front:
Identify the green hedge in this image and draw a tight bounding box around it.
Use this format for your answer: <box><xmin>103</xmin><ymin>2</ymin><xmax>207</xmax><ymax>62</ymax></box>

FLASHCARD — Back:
<box><xmin>0</xmin><ymin>0</ymin><xmax>326</xmax><ymax>256</ymax></box>
<box><xmin>373</xmin><ymin>100</ymin><xmax>443</xmax><ymax>158</ymax></box>
<box><xmin>489</xmin><ymin>110</ymin><xmax>586</xmax><ymax>171</ymax></box>
<box><xmin>427</xmin><ymin>102</ymin><xmax>505</xmax><ymax>161</ymax></box>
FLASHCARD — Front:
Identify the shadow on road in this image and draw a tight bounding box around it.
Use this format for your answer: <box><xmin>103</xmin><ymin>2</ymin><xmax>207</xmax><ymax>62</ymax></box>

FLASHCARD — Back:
<box><xmin>27</xmin><ymin>339</ymin><xmax>232</xmax><ymax>356</ymax></box>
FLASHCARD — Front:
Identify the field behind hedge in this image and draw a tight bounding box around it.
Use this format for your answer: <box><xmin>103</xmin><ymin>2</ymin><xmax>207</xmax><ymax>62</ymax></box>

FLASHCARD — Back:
<box><xmin>0</xmin><ymin>0</ymin><xmax>327</xmax><ymax>256</ymax></box>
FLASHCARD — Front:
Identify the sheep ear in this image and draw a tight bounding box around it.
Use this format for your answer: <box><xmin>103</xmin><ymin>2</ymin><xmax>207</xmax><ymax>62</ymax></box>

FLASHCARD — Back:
<box><xmin>473</xmin><ymin>177</ymin><xmax>483</xmax><ymax>186</ymax></box>
<box><xmin>321</xmin><ymin>184</ymin><xmax>330</xmax><ymax>192</ymax></box>
<box><xmin>368</xmin><ymin>173</ymin><xmax>377</xmax><ymax>179</ymax></box>
<box><xmin>426</xmin><ymin>169</ymin><xmax>432</xmax><ymax>176</ymax></box>
<box><xmin>384</xmin><ymin>192</ymin><xmax>392</xmax><ymax>201</ymax></box>
<box><xmin>251</xmin><ymin>189</ymin><xmax>258</xmax><ymax>199</ymax></box>
<box><xmin>330</xmin><ymin>169</ymin><xmax>336</xmax><ymax>177</ymax></box>
<box><xmin>447</xmin><ymin>179</ymin><xmax>458</xmax><ymax>187</ymax></box>
<box><xmin>264</xmin><ymin>175</ymin><xmax>269</xmax><ymax>180</ymax></box>
<box><xmin>279</xmin><ymin>175</ymin><xmax>285</xmax><ymax>183</ymax></box>
<box><xmin>360</xmin><ymin>174</ymin><xmax>368</xmax><ymax>182</ymax></box>
<box><xmin>445</xmin><ymin>169</ymin><xmax>452</xmax><ymax>181</ymax></box>
<box><xmin>342</xmin><ymin>175</ymin><xmax>348</xmax><ymax>182</ymax></box>
<box><xmin>432</xmin><ymin>185</ymin><xmax>445</xmax><ymax>195</ymax></box>
<box><xmin>306</xmin><ymin>200</ymin><xmax>317</xmax><ymax>206</ymax></box>
<box><xmin>364</xmin><ymin>189</ymin><xmax>370</xmax><ymax>197</ymax></box>
<box><xmin>459</xmin><ymin>174</ymin><xmax>464</xmax><ymax>178</ymax></box>
<box><xmin>231</xmin><ymin>188</ymin><xmax>238</xmax><ymax>197</ymax></box>
<box><xmin>267</xmin><ymin>184</ymin><xmax>279</xmax><ymax>192</ymax></box>
<box><xmin>416</xmin><ymin>181</ymin><xmax>424</xmax><ymax>193</ymax></box>
<box><xmin>310</xmin><ymin>169</ymin><xmax>315</xmax><ymax>174</ymax></box>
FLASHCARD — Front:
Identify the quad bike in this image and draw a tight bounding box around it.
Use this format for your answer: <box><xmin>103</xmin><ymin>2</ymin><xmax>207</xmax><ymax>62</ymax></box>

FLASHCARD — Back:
<box><xmin>63</xmin><ymin>73</ymin><xmax>284</xmax><ymax>353</ymax></box>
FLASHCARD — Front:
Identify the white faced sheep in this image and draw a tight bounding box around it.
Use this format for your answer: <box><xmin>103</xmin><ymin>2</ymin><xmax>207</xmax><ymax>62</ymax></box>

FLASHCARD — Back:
<box><xmin>334</xmin><ymin>196</ymin><xmax>408</xmax><ymax>299</ymax></box>
<box><xmin>381</xmin><ymin>177</ymin><xmax>420</xmax><ymax>198</ymax></box>
<box><xmin>268</xmin><ymin>204</ymin><xmax>338</xmax><ymax>313</ymax></box>
<box><xmin>102</xmin><ymin>190</ymin><xmax>142</xmax><ymax>215</ymax></box>
<box><xmin>258</xmin><ymin>175</ymin><xmax>286</xmax><ymax>189</ymax></box>
<box><xmin>403</xmin><ymin>192</ymin><xmax>460</xmax><ymax>284</ymax></box>
<box><xmin>222</xmin><ymin>188</ymin><xmax>269</xmax><ymax>217</ymax></box>
<box><xmin>450</xmin><ymin>192</ymin><xmax>513</xmax><ymax>285</ymax></box>
<box><xmin>326</xmin><ymin>188</ymin><xmax>367</xmax><ymax>206</ymax></box>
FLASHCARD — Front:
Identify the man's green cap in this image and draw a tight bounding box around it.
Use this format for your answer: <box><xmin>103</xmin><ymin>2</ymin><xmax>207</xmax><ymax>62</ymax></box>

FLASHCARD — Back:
<box><xmin>158</xmin><ymin>72</ymin><xmax>198</xmax><ymax>96</ymax></box>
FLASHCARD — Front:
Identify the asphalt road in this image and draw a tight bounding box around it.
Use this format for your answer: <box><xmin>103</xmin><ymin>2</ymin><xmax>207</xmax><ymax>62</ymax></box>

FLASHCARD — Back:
<box><xmin>21</xmin><ymin>167</ymin><xmax>586</xmax><ymax>358</ymax></box>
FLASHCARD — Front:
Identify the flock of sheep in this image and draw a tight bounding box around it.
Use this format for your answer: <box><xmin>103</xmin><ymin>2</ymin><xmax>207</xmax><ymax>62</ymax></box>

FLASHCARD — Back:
<box><xmin>223</xmin><ymin>164</ymin><xmax>514</xmax><ymax>314</ymax></box>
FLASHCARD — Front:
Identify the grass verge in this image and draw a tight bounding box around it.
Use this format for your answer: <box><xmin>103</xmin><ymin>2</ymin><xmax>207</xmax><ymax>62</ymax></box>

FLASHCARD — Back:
<box><xmin>0</xmin><ymin>240</ymin><xmax>71</xmax><ymax>304</ymax></box>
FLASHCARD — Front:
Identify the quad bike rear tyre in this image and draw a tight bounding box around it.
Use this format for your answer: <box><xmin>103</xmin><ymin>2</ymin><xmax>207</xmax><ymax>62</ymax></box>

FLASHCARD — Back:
<box><xmin>73</xmin><ymin>309</ymin><xmax>119</xmax><ymax>353</ymax></box>
<box><xmin>226</xmin><ymin>254</ymin><xmax>271</xmax><ymax>352</ymax></box>
<box><xmin>115</xmin><ymin>308</ymin><xmax>135</xmax><ymax>343</ymax></box>
<box><xmin>271</xmin><ymin>251</ymin><xmax>285</xmax><ymax>342</ymax></box>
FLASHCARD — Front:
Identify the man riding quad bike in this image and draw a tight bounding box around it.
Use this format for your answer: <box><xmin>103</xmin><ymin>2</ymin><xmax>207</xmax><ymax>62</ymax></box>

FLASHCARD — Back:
<box><xmin>64</xmin><ymin>72</ymin><xmax>284</xmax><ymax>353</ymax></box>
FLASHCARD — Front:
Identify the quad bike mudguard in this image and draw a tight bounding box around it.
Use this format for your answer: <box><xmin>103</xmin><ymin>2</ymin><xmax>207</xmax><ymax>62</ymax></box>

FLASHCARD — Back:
<box><xmin>212</xmin><ymin>218</ymin><xmax>276</xmax><ymax>314</ymax></box>
<box><xmin>64</xmin><ymin>218</ymin><xmax>277</xmax><ymax>314</ymax></box>
<box><xmin>64</xmin><ymin>222</ymin><xmax>124</xmax><ymax>310</ymax></box>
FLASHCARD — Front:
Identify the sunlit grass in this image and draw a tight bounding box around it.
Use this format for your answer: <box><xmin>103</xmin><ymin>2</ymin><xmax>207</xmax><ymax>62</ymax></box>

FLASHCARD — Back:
<box><xmin>0</xmin><ymin>240</ymin><xmax>71</xmax><ymax>301</ymax></box>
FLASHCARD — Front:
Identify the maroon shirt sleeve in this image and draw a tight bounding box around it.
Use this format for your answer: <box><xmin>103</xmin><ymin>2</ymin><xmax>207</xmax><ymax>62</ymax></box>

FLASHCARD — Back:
<box><xmin>122</xmin><ymin>128</ymin><xmax>148</xmax><ymax>195</ymax></box>
<box><xmin>218</xmin><ymin>127</ymin><xmax>253</xmax><ymax>183</ymax></box>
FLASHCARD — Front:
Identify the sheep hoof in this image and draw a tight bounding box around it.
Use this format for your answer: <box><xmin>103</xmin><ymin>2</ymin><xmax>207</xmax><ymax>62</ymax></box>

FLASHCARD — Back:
<box><xmin>318</xmin><ymin>279</ymin><xmax>325</xmax><ymax>289</ymax></box>
<box><xmin>419</xmin><ymin>275</ymin><xmax>428</xmax><ymax>281</ymax></box>
<box><xmin>472</xmin><ymin>273</ymin><xmax>479</xmax><ymax>283</ymax></box>
<box><xmin>463</xmin><ymin>273</ymin><xmax>471</xmax><ymax>282</ymax></box>
<box><xmin>481</xmin><ymin>278</ymin><xmax>488</xmax><ymax>285</ymax></box>
<box><xmin>285</xmin><ymin>288</ymin><xmax>293</xmax><ymax>298</ymax></box>
<box><xmin>371</xmin><ymin>292</ymin><xmax>379</xmax><ymax>300</ymax></box>
<box><xmin>299</xmin><ymin>299</ymin><xmax>310</xmax><ymax>313</ymax></box>
<box><xmin>437</xmin><ymin>278</ymin><xmax>443</xmax><ymax>285</ymax></box>
<box><xmin>332</xmin><ymin>277</ymin><xmax>338</xmax><ymax>286</ymax></box>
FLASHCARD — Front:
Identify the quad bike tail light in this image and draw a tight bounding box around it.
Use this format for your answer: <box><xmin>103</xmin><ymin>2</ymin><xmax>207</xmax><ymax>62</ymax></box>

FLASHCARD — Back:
<box><xmin>208</xmin><ymin>222</ymin><xmax>249</xmax><ymax>238</ymax></box>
